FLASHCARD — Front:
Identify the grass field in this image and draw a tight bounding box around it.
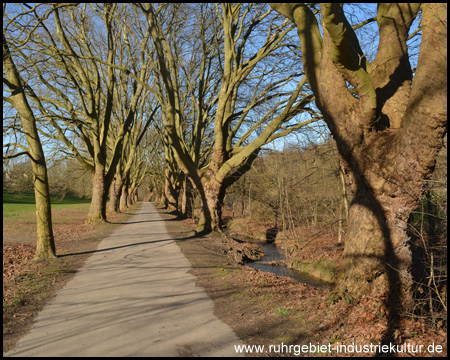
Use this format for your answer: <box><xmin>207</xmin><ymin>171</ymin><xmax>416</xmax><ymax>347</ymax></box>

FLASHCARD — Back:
<box><xmin>3</xmin><ymin>190</ymin><xmax>93</xmax><ymax>242</ymax></box>
<box><xmin>3</xmin><ymin>190</ymin><xmax>91</xmax><ymax>220</ymax></box>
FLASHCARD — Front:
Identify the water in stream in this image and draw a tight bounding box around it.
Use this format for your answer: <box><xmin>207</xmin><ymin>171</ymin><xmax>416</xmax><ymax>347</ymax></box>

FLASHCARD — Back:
<box><xmin>247</xmin><ymin>242</ymin><xmax>332</xmax><ymax>290</ymax></box>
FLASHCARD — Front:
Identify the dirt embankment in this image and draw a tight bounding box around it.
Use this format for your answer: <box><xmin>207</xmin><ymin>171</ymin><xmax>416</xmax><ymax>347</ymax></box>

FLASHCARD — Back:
<box><xmin>163</xmin><ymin>211</ymin><xmax>447</xmax><ymax>357</ymax></box>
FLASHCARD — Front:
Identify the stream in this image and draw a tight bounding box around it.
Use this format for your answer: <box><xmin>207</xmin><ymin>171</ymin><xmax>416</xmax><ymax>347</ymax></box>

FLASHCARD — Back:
<box><xmin>247</xmin><ymin>242</ymin><xmax>332</xmax><ymax>290</ymax></box>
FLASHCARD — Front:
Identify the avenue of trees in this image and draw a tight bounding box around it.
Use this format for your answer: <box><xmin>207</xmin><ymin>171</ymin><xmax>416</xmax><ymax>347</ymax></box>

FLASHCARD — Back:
<box><xmin>141</xmin><ymin>3</ymin><xmax>321</xmax><ymax>232</ymax></box>
<box><xmin>3</xmin><ymin>3</ymin><xmax>447</xmax><ymax>322</ymax></box>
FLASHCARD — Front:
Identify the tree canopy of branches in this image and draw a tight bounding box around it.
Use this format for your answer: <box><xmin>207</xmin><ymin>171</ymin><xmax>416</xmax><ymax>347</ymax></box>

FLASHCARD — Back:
<box><xmin>4</xmin><ymin>4</ymin><xmax>158</xmax><ymax>223</ymax></box>
<box><xmin>140</xmin><ymin>3</ymin><xmax>320</xmax><ymax>231</ymax></box>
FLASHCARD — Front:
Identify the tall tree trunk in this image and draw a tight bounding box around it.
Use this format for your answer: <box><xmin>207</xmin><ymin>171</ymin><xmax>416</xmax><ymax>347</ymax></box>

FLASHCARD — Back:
<box><xmin>164</xmin><ymin>168</ymin><xmax>179</xmax><ymax>212</ymax></box>
<box><xmin>198</xmin><ymin>148</ymin><xmax>260</xmax><ymax>232</ymax></box>
<box><xmin>107</xmin><ymin>173</ymin><xmax>122</xmax><ymax>214</ymax></box>
<box><xmin>87</xmin><ymin>164</ymin><xmax>107</xmax><ymax>223</ymax></box>
<box><xmin>158</xmin><ymin>192</ymin><xmax>167</xmax><ymax>208</ymax></box>
<box><xmin>333</xmin><ymin>173</ymin><xmax>413</xmax><ymax>311</ymax></box>
<box><xmin>181</xmin><ymin>176</ymin><xmax>194</xmax><ymax>218</ymax></box>
<box><xmin>32</xmin><ymin>157</ymin><xmax>56</xmax><ymax>259</ymax></box>
<box><xmin>127</xmin><ymin>186</ymin><xmax>134</xmax><ymax>207</ymax></box>
<box><xmin>202</xmin><ymin>178</ymin><xmax>223</xmax><ymax>231</ymax></box>
<box><xmin>195</xmin><ymin>192</ymin><xmax>213</xmax><ymax>232</ymax></box>
<box><xmin>120</xmin><ymin>184</ymin><xmax>128</xmax><ymax>212</ymax></box>
<box><xmin>197</xmin><ymin>146</ymin><xmax>228</xmax><ymax>232</ymax></box>
<box><xmin>3</xmin><ymin>36</ymin><xmax>56</xmax><ymax>259</ymax></box>
<box><xmin>200</xmin><ymin>172</ymin><xmax>238</xmax><ymax>231</ymax></box>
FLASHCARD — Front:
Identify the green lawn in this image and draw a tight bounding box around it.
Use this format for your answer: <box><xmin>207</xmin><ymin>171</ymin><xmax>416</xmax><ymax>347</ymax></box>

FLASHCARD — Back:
<box><xmin>3</xmin><ymin>190</ymin><xmax>91</xmax><ymax>219</ymax></box>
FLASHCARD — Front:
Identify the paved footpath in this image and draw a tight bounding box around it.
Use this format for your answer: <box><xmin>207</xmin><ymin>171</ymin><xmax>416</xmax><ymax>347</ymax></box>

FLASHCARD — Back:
<box><xmin>5</xmin><ymin>202</ymin><xmax>242</xmax><ymax>357</ymax></box>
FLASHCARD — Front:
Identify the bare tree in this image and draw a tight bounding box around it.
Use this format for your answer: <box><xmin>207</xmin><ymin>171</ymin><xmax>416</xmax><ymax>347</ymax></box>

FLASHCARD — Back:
<box><xmin>270</xmin><ymin>3</ymin><xmax>447</xmax><ymax>314</ymax></box>
<box><xmin>3</xmin><ymin>3</ymin><xmax>58</xmax><ymax>258</ymax></box>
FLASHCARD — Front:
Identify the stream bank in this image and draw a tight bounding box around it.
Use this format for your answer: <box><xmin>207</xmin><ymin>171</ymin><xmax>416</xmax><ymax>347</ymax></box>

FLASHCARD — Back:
<box><xmin>247</xmin><ymin>241</ymin><xmax>332</xmax><ymax>289</ymax></box>
<box><xmin>223</xmin><ymin>228</ymin><xmax>333</xmax><ymax>290</ymax></box>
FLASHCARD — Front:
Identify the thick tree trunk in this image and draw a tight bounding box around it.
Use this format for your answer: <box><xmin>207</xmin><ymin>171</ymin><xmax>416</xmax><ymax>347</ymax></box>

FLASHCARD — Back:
<box><xmin>331</xmin><ymin>107</ymin><xmax>446</xmax><ymax>311</ymax></box>
<box><xmin>192</xmin><ymin>181</ymin><xmax>213</xmax><ymax>232</ymax></box>
<box><xmin>87</xmin><ymin>165</ymin><xmax>107</xmax><ymax>223</ymax></box>
<box><xmin>106</xmin><ymin>178</ymin><xmax>116</xmax><ymax>214</ymax></box>
<box><xmin>131</xmin><ymin>187</ymin><xmax>138</xmax><ymax>204</ymax></box>
<box><xmin>107</xmin><ymin>166</ymin><xmax>124</xmax><ymax>214</ymax></box>
<box><xmin>181</xmin><ymin>176</ymin><xmax>194</xmax><ymax>218</ymax></box>
<box><xmin>196</xmin><ymin>148</ymin><xmax>260</xmax><ymax>232</ymax></box>
<box><xmin>33</xmin><ymin>158</ymin><xmax>56</xmax><ymax>259</ymax></box>
<box><xmin>158</xmin><ymin>192</ymin><xmax>167</xmax><ymax>208</ymax></box>
<box><xmin>109</xmin><ymin>179</ymin><xmax>122</xmax><ymax>213</ymax></box>
<box><xmin>200</xmin><ymin>177</ymin><xmax>225</xmax><ymax>232</ymax></box>
<box><xmin>127</xmin><ymin>186</ymin><xmax>134</xmax><ymax>207</ymax></box>
<box><xmin>164</xmin><ymin>168</ymin><xmax>179</xmax><ymax>212</ymax></box>
<box><xmin>333</xmin><ymin>179</ymin><xmax>413</xmax><ymax>311</ymax></box>
<box><xmin>204</xmin><ymin>191</ymin><xmax>221</xmax><ymax>231</ymax></box>
<box><xmin>270</xmin><ymin>3</ymin><xmax>446</xmax><ymax>336</ymax></box>
<box><xmin>107</xmin><ymin>175</ymin><xmax>121</xmax><ymax>214</ymax></box>
<box><xmin>120</xmin><ymin>185</ymin><xmax>128</xmax><ymax>212</ymax></box>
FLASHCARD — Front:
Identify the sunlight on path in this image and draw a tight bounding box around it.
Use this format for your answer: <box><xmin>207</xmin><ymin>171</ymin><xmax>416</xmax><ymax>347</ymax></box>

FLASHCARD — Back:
<box><xmin>5</xmin><ymin>202</ymin><xmax>242</xmax><ymax>357</ymax></box>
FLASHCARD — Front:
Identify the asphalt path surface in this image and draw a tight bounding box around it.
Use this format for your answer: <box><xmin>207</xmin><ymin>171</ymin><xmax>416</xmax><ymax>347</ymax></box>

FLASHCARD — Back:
<box><xmin>5</xmin><ymin>202</ymin><xmax>242</xmax><ymax>357</ymax></box>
